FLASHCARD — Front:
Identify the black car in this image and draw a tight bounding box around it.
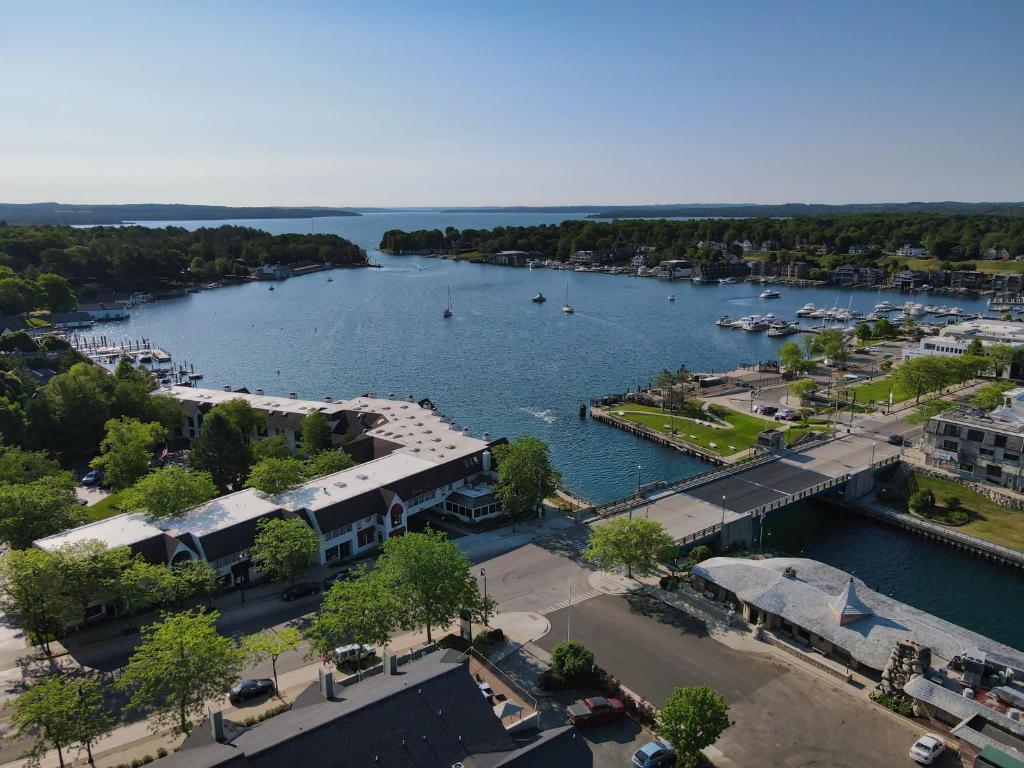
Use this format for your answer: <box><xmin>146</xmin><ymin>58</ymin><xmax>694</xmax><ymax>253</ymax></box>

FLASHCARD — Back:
<box><xmin>228</xmin><ymin>678</ymin><xmax>275</xmax><ymax>704</ymax></box>
<box><xmin>280</xmin><ymin>582</ymin><xmax>321</xmax><ymax>601</ymax></box>
<box><xmin>322</xmin><ymin>569</ymin><xmax>352</xmax><ymax>590</ymax></box>
<box><xmin>887</xmin><ymin>433</ymin><xmax>905</xmax><ymax>446</ymax></box>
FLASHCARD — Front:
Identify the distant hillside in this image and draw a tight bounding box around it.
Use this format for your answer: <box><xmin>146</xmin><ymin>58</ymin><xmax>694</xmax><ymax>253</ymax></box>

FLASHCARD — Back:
<box><xmin>589</xmin><ymin>202</ymin><xmax>1024</xmax><ymax>219</ymax></box>
<box><xmin>0</xmin><ymin>203</ymin><xmax>361</xmax><ymax>226</ymax></box>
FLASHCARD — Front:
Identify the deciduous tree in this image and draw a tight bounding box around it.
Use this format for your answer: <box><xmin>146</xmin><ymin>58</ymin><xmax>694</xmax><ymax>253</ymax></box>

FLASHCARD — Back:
<box><xmin>246</xmin><ymin>457</ymin><xmax>307</xmax><ymax>496</ymax></box>
<box><xmin>243</xmin><ymin>627</ymin><xmax>302</xmax><ymax>692</ymax></box>
<box><xmin>304</xmin><ymin>449</ymin><xmax>355</xmax><ymax>478</ymax></box>
<box><xmin>300</xmin><ymin>409</ymin><xmax>332</xmax><ymax>453</ymax></box>
<box><xmin>250</xmin><ymin>517</ymin><xmax>319</xmax><ymax>586</ymax></box>
<box><xmin>493</xmin><ymin>435</ymin><xmax>560</xmax><ymax>522</ymax></box>
<box><xmin>10</xmin><ymin>675</ymin><xmax>79</xmax><ymax>768</ymax></box>
<box><xmin>0</xmin><ymin>548</ymin><xmax>73</xmax><ymax>658</ymax></box>
<box><xmin>122</xmin><ymin>466</ymin><xmax>218</xmax><ymax>518</ymax></box>
<box><xmin>658</xmin><ymin>686</ymin><xmax>731</xmax><ymax>768</ymax></box>
<box><xmin>0</xmin><ymin>473</ymin><xmax>85</xmax><ymax>549</ymax></box>
<box><xmin>584</xmin><ymin>517</ymin><xmax>675</xmax><ymax>578</ymax></box>
<box><xmin>208</xmin><ymin>399</ymin><xmax>265</xmax><ymax>443</ymax></box>
<box><xmin>306</xmin><ymin>569</ymin><xmax>401</xmax><ymax>655</ymax></box>
<box><xmin>118</xmin><ymin>609</ymin><xmax>243</xmax><ymax>733</ymax></box>
<box><xmin>90</xmin><ymin>417</ymin><xmax>165</xmax><ymax>490</ymax></box>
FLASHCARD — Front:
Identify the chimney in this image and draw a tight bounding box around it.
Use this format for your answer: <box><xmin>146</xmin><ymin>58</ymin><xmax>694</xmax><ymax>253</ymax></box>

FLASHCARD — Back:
<box><xmin>210</xmin><ymin>710</ymin><xmax>225</xmax><ymax>741</ymax></box>
<box><xmin>324</xmin><ymin>395</ymin><xmax>333</xmax><ymax>403</ymax></box>
<box><xmin>319</xmin><ymin>668</ymin><xmax>335</xmax><ymax>700</ymax></box>
<box><xmin>223</xmin><ymin>385</ymin><xmax>231</xmax><ymax>392</ymax></box>
<box><xmin>482</xmin><ymin>450</ymin><xmax>491</xmax><ymax>472</ymax></box>
<box><xmin>288</xmin><ymin>392</ymin><xmax>298</xmax><ymax>399</ymax></box>
<box><xmin>388</xmin><ymin>393</ymin><xmax>395</xmax><ymax>400</ymax></box>
<box><xmin>407</xmin><ymin>394</ymin><xmax>414</xmax><ymax>401</ymax></box>
<box><xmin>256</xmin><ymin>388</ymin><xmax>264</xmax><ymax>396</ymax></box>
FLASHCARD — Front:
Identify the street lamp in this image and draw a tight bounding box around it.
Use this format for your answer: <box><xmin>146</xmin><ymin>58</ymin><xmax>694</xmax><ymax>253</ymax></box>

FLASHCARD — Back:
<box><xmin>720</xmin><ymin>495</ymin><xmax>728</xmax><ymax>550</ymax></box>
<box><xmin>238</xmin><ymin>552</ymin><xmax>247</xmax><ymax>604</ymax></box>
<box><xmin>632</xmin><ymin>464</ymin><xmax>642</xmax><ymax>520</ymax></box>
<box><xmin>480</xmin><ymin>567</ymin><xmax>488</xmax><ymax>626</ymax></box>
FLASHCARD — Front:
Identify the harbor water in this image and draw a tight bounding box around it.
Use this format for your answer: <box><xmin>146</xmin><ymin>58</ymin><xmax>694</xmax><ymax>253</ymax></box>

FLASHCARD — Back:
<box><xmin>111</xmin><ymin>212</ymin><xmax>1020</xmax><ymax>647</ymax></box>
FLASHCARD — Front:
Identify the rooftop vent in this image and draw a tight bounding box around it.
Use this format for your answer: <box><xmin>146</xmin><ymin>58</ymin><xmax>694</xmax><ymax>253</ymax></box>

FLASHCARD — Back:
<box><xmin>324</xmin><ymin>395</ymin><xmax>333</xmax><ymax>403</ymax></box>
<box><xmin>782</xmin><ymin>566</ymin><xmax>797</xmax><ymax>578</ymax></box>
<box><xmin>256</xmin><ymin>388</ymin><xmax>264</xmax><ymax>396</ymax></box>
<box><xmin>288</xmin><ymin>392</ymin><xmax>298</xmax><ymax>399</ymax></box>
<box><xmin>223</xmin><ymin>385</ymin><xmax>231</xmax><ymax>392</ymax></box>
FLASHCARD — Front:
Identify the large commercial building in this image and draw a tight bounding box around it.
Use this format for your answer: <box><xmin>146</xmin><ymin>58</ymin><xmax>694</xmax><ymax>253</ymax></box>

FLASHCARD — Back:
<box><xmin>922</xmin><ymin>388</ymin><xmax>1024</xmax><ymax>490</ymax></box>
<box><xmin>902</xmin><ymin>318</ymin><xmax>1024</xmax><ymax>375</ymax></box>
<box><xmin>36</xmin><ymin>387</ymin><xmax>505</xmax><ymax>584</ymax></box>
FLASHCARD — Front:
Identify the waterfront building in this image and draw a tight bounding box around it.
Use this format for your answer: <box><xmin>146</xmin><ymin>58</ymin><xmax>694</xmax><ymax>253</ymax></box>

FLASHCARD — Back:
<box><xmin>893</xmin><ymin>269</ymin><xmax>929</xmax><ymax>292</ymax></box>
<box><xmin>847</xmin><ymin>244</ymin><xmax>871</xmax><ymax>255</ymax></box>
<box><xmin>902</xmin><ymin>319</ymin><xmax>1024</xmax><ymax>370</ymax></box>
<box><xmin>486</xmin><ymin>250</ymin><xmax>533</xmax><ymax>267</ymax></box>
<box><xmin>570</xmin><ymin>250</ymin><xmax>602</xmax><ymax>266</ymax></box>
<box><xmin>830</xmin><ymin>264</ymin><xmax>884</xmax><ymax>287</ymax></box>
<box><xmin>654</xmin><ymin>259</ymin><xmax>692</xmax><ymax>279</ymax></box>
<box><xmin>922</xmin><ymin>387</ymin><xmax>1024</xmax><ymax>489</ymax></box>
<box><xmin>747</xmin><ymin>260</ymin><xmax>778</xmax><ymax>279</ymax></box>
<box><xmin>897</xmin><ymin>244</ymin><xmax>931</xmax><ymax>257</ymax></box>
<box><xmin>692</xmin><ymin>260</ymin><xmax>750</xmax><ymax>282</ymax></box>
<box><xmin>990</xmin><ymin>273</ymin><xmax>1024</xmax><ymax>294</ymax></box>
<box><xmin>37</xmin><ymin>388</ymin><xmax>506</xmax><ymax>585</ymax></box>
<box><xmin>951</xmin><ymin>270</ymin><xmax>987</xmax><ymax>291</ymax></box>
<box><xmin>692</xmin><ymin>557</ymin><xmax>1024</xmax><ymax>675</ymax></box>
<box><xmin>253</xmin><ymin>264</ymin><xmax>291</xmax><ymax>279</ymax></box>
<box><xmin>50</xmin><ymin>311</ymin><xmax>93</xmax><ymax>329</ymax></box>
<box><xmin>781</xmin><ymin>261</ymin><xmax>810</xmax><ymax>280</ymax></box>
<box><xmin>77</xmin><ymin>301</ymin><xmax>130</xmax><ymax>320</ymax></box>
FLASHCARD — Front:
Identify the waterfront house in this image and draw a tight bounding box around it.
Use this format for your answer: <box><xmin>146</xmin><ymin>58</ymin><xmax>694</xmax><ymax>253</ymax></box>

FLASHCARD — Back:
<box><xmin>951</xmin><ymin>270</ymin><xmax>987</xmax><ymax>291</ymax></box>
<box><xmin>253</xmin><ymin>263</ymin><xmax>291</xmax><ymax>280</ymax></box>
<box><xmin>486</xmin><ymin>250</ymin><xmax>533</xmax><ymax>267</ymax></box>
<box><xmin>747</xmin><ymin>260</ymin><xmax>779</xmax><ymax>279</ymax></box>
<box><xmin>922</xmin><ymin>387</ymin><xmax>1024</xmax><ymax>489</ymax></box>
<box><xmin>570</xmin><ymin>250</ymin><xmax>603</xmax><ymax>266</ymax></box>
<box><xmin>654</xmin><ymin>259</ymin><xmax>692</xmax><ymax>279</ymax></box>
<box><xmin>896</xmin><ymin>244</ymin><xmax>931</xmax><ymax>257</ymax></box>
<box><xmin>692</xmin><ymin>557</ymin><xmax>1024</xmax><ymax>676</ymax></box>
<box><xmin>50</xmin><ymin>311</ymin><xmax>93</xmax><ymax>329</ymax></box>
<box><xmin>892</xmin><ymin>269</ymin><xmax>929</xmax><ymax>292</ymax></box>
<box><xmin>78</xmin><ymin>301</ymin><xmax>129</xmax><ymax>320</ymax></box>
<box><xmin>631</xmin><ymin>252</ymin><xmax>647</xmax><ymax>269</ymax></box>
<box><xmin>829</xmin><ymin>265</ymin><xmax>885</xmax><ymax>287</ymax></box>
<box><xmin>847</xmin><ymin>244</ymin><xmax>871</xmax><ymax>255</ymax></box>
<box><xmin>692</xmin><ymin>260</ymin><xmax>749</xmax><ymax>282</ymax></box>
<box><xmin>990</xmin><ymin>273</ymin><xmax>1024</xmax><ymax>294</ymax></box>
<box><xmin>781</xmin><ymin>261</ymin><xmax>811</xmax><ymax>280</ymax></box>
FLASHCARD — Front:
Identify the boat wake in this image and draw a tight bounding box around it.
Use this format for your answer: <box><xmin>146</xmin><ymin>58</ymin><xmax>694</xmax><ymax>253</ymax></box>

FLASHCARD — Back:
<box><xmin>519</xmin><ymin>406</ymin><xmax>556</xmax><ymax>424</ymax></box>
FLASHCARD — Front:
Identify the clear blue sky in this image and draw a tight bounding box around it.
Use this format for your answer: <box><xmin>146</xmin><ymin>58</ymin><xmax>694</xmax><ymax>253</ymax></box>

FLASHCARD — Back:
<box><xmin>2</xmin><ymin>0</ymin><xmax>1022</xmax><ymax>206</ymax></box>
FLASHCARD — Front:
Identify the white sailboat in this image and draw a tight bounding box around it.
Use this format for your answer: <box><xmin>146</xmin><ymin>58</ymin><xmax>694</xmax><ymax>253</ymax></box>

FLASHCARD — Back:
<box><xmin>442</xmin><ymin>287</ymin><xmax>453</xmax><ymax>319</ymax></box>
<box><xmin>562</xmin><ymin>283</ymin><xmax>574</xmax><ymax>314</ymax></box>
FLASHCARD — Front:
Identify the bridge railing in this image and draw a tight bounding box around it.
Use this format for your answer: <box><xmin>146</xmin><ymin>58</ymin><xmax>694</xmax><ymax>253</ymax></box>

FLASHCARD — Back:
<box><xmin>677</xmin><ymin>524</ymin><xmax>722</xmax><ymax>546</ymax></box>
<box><xmin>750</xmin><ymin>473</ymin><xmax>852</xmax><ymax>519</ymax></box>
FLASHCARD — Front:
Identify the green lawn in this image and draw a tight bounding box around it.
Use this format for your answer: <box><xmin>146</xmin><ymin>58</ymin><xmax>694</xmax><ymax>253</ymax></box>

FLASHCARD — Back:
<box><xmin>895</xmin><ymin>473</ymin><xmax>1024</xmax><ymax>551</ymax></box>
<box><xmin>883</xmin><ymin>255</ymin><xmax>1024</xmax><ymax>274</ymax></box>
<box><xmin>86</xmin><ymin>489</ymin><xmax>129</xmax><ymax>521</ymax></box>
<box><xmin>609</xmin><ymin>401</ymin><xmax>777</xmax><ymax>456</ymax></box>
<box><xmin>852</xmin><ymin>376</ymin><xmax>914</xmax><ymax>406</ymax></box>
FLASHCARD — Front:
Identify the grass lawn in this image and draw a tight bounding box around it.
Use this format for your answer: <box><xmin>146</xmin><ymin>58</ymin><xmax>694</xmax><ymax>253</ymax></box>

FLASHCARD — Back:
<box><xmin>609</xmin><ymin>401</ymin><xmax>777</xmax><ymax>456</ymax></box>
<box><xmin>853</xmin><ymin>376</ymin><xmax>915</xmax><ymax>406</ymax></box>
<box><xmin>86</xmin><ymin>489</ymin><xmax>129</xmax><ymax>521</ymax></box>
<box><xmin>895</xmin><ymin>473</ymin><xmax>1024</xmax><ymax>551</ymax></box>
<box><xmin>883</xmin><ymin>256</ymin><xmax>1024</xmax><ymax>274</ymax></box>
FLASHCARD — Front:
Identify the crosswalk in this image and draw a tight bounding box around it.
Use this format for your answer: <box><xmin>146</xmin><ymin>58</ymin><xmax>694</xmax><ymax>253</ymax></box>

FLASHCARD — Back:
<box><xmin>538</xmin><ymin>588</ymin><xmax>603</xmax><ymax>615</ymax></box>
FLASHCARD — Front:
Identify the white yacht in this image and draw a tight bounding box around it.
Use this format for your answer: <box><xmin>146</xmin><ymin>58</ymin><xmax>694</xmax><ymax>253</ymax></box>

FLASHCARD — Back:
<box><xmin>715</xmin><ymin>315</ymin><xmax>734</xmax><ymax>327</ymax></box>
<box><xmin>719</xmin><ymin>276</ymin><xmax>738</xmax><ymax>285</ymax></box>
<box><xmin>874</xmin><ymin>300</ymin><xmax>895</xmax><ymax>312</ymax></box>
<box><xmin>796</xmin><ymin>302</ymin><xmax>817</xmax><ymax>317</ymax></box>
<box><xmin>668</xmin><ymin>294</ymin><xmax>675</xmax><ymax>302</ymax></box>
<box><xmin>759</xmin><ymin>288</ymin><xmax>781</xmax><ymax>299</ymax></box>
<box><xmin>810</xmin><ymin>308</ymin><xmax>827</xmax><ymax>319</ymax></box>
<box><xmin>562</xmin><ymin>284</ymin><xmax>574</xmax><ymax>314</ymax></box>
<box><xmin>740</xmin><ymin>314</ymin><xmax>769</xmax><ymax>331</ymax></box>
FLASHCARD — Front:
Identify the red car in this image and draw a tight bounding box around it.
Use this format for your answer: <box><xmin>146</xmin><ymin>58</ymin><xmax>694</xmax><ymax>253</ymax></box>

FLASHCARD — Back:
<box><xmin>565</xmin><ymin>696</ymin><xmax>626</xmax><ymax>726</ymax></box>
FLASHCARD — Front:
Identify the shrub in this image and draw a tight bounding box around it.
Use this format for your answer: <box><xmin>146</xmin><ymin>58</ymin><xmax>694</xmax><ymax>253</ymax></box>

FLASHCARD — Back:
<box><xmin>870</xmin><ymin>690</ymin><xmax>913</xmax><ymax>716</ymax></box>
<box><xmin>688</xmin><ymin>545</ymin><xmax>713</xmax><ymax>564</ymax></box>
<box><xmin>131</xmin><ymin>759</ymin><xmax>144</xmax><ymax>768</ymax></box>
<box><xmin>908</xmin><ymin>489</ymin><xmax>934</xmax><ymax>515</ymax></box>
<box><xmin>945</xmin><ymin>496</ymin><xmax>962</xmax><ymax>513</ymax></box>
<box><xmin>551</xmin><ymin>640</ymin><xmax>595</xmax><ymax>683</ymax></box>
<box><xmin>156</xmin><ymin>747</ymin><xmax>169</xmax><ymax>759</ymax></box>
<box><xmin>142</xmin><ymin>757</ymin><xmax>154</xmax><ymax>765</ymax></box>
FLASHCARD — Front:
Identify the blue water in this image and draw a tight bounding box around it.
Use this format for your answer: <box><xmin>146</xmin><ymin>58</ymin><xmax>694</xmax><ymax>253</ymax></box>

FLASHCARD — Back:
<box><xmin>110</xmin><ymin>212</ymin><xmax>1020</xmax><ymax>648</ymax></box>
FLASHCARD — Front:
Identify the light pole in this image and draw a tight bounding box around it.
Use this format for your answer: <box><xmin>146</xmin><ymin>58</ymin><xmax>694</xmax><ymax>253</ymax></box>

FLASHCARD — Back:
<box><xmin>567</xmin><ymin>582</ymin><xmax>572</xmax><ymax>641</ymax></box>
<box><xmin>480</xmin><ymin>567</ymin><xmax>488</xmax><ymax>626</ymax></box>
<box><xmin>720</xmin><ymin>495</ymin><xmax>728</xmax><ymax>550</ymax></box>
<box><xmin>632</xmin><ymin>464</ymin><xmax>641</xmax><ymax>520</ymax></box>
<box><xmin>238</xmin><ymin>552</ymin><xmax>247</xmax><ymax>604</ymax></box>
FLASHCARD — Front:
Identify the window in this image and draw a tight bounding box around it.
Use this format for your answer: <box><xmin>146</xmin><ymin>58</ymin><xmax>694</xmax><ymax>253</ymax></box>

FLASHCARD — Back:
<box><xmin>967</xmin><ymin>429</ymin><xmax>985</xmax><ymax>442</ymax></box>
<box><xmin>986</xmin><ymin>464</ymin><xmax>1002</xmax><ymax>478</ymax></box>
<box><xmin>1005</xmin><ymin>454</ymin><xmax>1020</xmax><ymax>464</ymax></box>
<box><xmin>945</xmin><ymin>425</ymin><xmax>960</xmax><ymax>437</ymax></box>
<box><xmin>981</xmin><ymin>448</ymin><xmax>995</xmax><ymax>458</ymax></box>
<box><xmin>942</xmin><ymin>440</ymin><xmax>958</xmax><ymax>451</ymax></box>
<box><xmin>323</xmin><ymin>524</ymin><xmax>352</xmax><ymax>540</ymax></box>
<box><xmin>995</xmin><ymin>435</ymin><xmax>1007</xmax><ymax>448</ymax></box>
<box><xmin>357</xmin><ymin>527</ymin><xmax>375</xmax><ymax>548</ymax></box>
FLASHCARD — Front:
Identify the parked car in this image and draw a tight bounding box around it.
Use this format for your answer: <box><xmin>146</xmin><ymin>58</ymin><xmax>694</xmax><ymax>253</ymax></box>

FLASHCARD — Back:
<box><xmin>631</xmin><ymin>739</ymin><xmax>676</xmax><ymax>768</ymax></box>
<box><xmin>228</xmin><ymin>678</ymin><xmax>275</xmax><ymax>704</ymax></box>
<box><xmin>760</xmin><ymin>405</ymin><xmax>778</xmax><ymax>417</ymax></box>
<box><xmin>564</xmin><ymin>696</ymin><xmax>625</xmax><ymax>726</ymax></box>
<box><xmin>332</xmin><ymin>643</ymin><xmax>376</xmax><ymax>665</ymax></box>
<box><xmin>280</xmin><ymin>582</ymin><xmax>321</xmax><ymax>601</ymax></box>
<box><xmin>776</xmin><ymin>408</ymin><xmax>797</xmax><ymax>421</ymax></box>
<box><xmin>910</xmin><ymin>733</ymin><xmax>945</xmax><ymax>764</ymax></box>
<box><xmin>322</xmin><ymin>569</ymin><xmax>352</xmax><ymax>590</ymax></box>
<box><xmin>80</xmin><ymin>468</ymin><xmax>103</xmax><ymax>486</ymax></box>
<box><xmin>887</xmin><ymin>433</ymin><xmax>905</xmax><ymax>446</ymax></box>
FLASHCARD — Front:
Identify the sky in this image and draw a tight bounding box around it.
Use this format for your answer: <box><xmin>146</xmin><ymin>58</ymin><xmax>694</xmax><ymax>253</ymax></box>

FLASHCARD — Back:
<box><xmin>1</xmin><ymin>0</ymin><xmax>1022</xmax><ymax>207</ymax></box>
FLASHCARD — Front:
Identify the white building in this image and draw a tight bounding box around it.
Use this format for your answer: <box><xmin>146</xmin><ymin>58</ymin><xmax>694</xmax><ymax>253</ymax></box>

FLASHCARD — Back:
<box><xmin>901</xmin><ymin>318</ymin><xmax>1024</xmax><ymax>374</ymax></box>
<box><xmin>78</xmin><ymin>302</ymin><xmax>129</xmax><ymax>320</ymax></box>
<box><xmin>36</xmin><ymin>388</ymin><xmax>505</xmax><ymax>586</ymax></box>
<box><xmin>896</xmin><ymin>244</ymin><xmax>930</xmax><ymax>257</ymax></box>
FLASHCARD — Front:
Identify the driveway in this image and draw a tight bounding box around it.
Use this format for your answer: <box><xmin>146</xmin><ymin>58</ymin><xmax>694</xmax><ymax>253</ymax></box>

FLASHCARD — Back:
<box><xmin>537</xmin><ymin>593</ymin><xmax>960</xmax><ymax>768</ymax></box>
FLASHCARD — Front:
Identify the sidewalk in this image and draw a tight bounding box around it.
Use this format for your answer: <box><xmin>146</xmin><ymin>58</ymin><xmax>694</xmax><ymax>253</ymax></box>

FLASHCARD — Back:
<box><xmin>454</xmin><ymin>510</ymin><xmax>578</xmax><ymax>562</ymax></box>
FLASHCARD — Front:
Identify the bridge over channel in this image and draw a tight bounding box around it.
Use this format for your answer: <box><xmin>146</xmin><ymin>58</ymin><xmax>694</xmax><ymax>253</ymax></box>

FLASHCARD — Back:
<box><xmin>588</xmin><ymin>432</ymin><xmax>902</xmax><ymax>550</ymax></box>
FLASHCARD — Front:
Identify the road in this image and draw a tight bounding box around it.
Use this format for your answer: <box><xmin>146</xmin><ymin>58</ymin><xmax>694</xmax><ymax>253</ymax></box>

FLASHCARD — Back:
<box><xmin>538</xmin><ymin>592</ymin><xmax>959</xmax><ymax>768</ymax></box>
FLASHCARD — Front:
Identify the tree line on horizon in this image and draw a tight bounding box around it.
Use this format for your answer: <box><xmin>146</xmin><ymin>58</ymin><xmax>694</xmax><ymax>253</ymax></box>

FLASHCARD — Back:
<box><xmin>379</xmin><ymin>213</ymin><xmax>1024</xmax><ymax>267</ymax></box>
<box><xmin>0</xmin><ymin>224</ymin><xmax>367</xmax><ymax>301</ymax></box>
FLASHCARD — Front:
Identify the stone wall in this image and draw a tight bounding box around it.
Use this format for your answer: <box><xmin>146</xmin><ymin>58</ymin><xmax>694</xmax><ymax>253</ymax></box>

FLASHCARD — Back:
<box><xmin>878</xmin><ymin>638</ymin><xmax>931</xmax><ymax>697</ymax></box>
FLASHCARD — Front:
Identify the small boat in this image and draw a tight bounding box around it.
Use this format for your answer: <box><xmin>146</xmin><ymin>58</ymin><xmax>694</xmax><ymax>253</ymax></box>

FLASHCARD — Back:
<box><xmin>874</xmin><ymin>301</ymin><xmax>894</xmax><ymax>312</ymax></box>
<box><xmin>715</xmin><ymin>315</ymin><xmax>733</xmax><ymax>327</ymax></box>
<box><xmin>327</xmin><ymin>276</ymin><xmax>334</xmax><ymax>282</ymax></box>
<box><xmin>562</xmin><ymin>284</ymin><xmax>574</xmax><ymax>314</ymax></box>
<box><xmin>443</xmin><ymin>287</ymin><xmax>453</xmax><ymax>319</ymax></box>
<box><xmin>268</xmin><ymin>286</ymin><xmax>274</xmax><ymax>291</ymax></box>
<box><xmin>796</xmin><ymin>302</ymin><xmax>816</xmax><ymax>317</ymax></box>
<box><xmin>759</xmin><ymin>289</ymin><xmax>780</xmax><ymax>299</ymax></box>
<box><xmin>719</xmin><ymin>276</ymin><xmax>738</xmax><ymax>285</ymax></box>
<box><xmin>532</xmin><ymin>292</ymin><xmax>546</xmax><ymax>303</ymax></box>
<box><xmin>668</xmin><ymin>294</ymin><xmax>675</xmax><ymax>302</ymax></box>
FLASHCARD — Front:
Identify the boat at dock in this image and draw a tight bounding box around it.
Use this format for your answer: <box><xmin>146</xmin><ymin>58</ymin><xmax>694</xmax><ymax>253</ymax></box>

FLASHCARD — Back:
<box><xmin>719</xmin><ymin>276</ymin><xmax>738</xmax><ymax>285</ymax></box>
<box><xmin>715</xmin><ymin>315</ymin><xmax>734</xmax><ymax>327</ymax></box>
<box><xmin>874</xmin><ymin>300</ymin><xmax>894</xmax><ymax>312</ymax></box>
<box><xmin>767</xmin><ymin>320</ymin><xmax>800</xmax><ymax>337</ymax></box>
<box><xmin>738</xmin><ymin>314</ymin><xmax>769</xmax><ymax>331</ymax></box>
<box><xmin>796</xmin><ymin>302</ymin><xmax>816</xmax><ymax>317</ymax></box>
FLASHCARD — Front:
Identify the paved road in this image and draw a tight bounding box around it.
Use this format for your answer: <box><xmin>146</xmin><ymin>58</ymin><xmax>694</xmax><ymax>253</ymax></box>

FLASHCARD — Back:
<box><xmin>538</xmin><ymin>593</ymin><xmax>959</xmax><ymax>768</ymax></box>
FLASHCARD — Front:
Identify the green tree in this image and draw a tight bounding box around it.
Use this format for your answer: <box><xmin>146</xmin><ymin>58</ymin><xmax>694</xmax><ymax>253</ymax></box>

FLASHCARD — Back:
<box><xmin>788</xmin><ymin>378</ymin><xmax>817</xmax><ymax>403</ymax></box>
<box><xmin>970</xmin><ymin>380</ymin><xmax>1014</xmax><ymax>411</ymax></box>
<box><xmin>306</xmin><ymin>568</ymin><xmax>401</xmax><ymax>655</ymax></box>
<box><xmin>10</xmin><ymin>675</ymin><xmax>79</xmax><ymax>768</ymax></box>
<box><xmin>817</xmin><ymin>328</ymin><xmax>849</xmax><ymax>368</ymax></box>
<box><xmin>68</xmin><ymin>677</ymin><xmax>113</xmax><ymax>767</ymax></box>
<box><xmin>908</xmin><ymin>489</ymin><xmax>935</xmax><ymax>516</ymax></box>
<box><xmin>166</xmin><ymin>560</ymin><xmax>219</xmax><ymax>608</ymax></box>
<box><xmin>493</xmin><ymin>435</ymin><xmax>560</xmax><ymax>523</ymax></box>
<box><xmin>251</xmin><ymin>433</ymin><xmax>292</xmax><ymax>461</ymax></box>
<box><xmin>56</xmin><ymin>541</ymin><xmax>130</xmax><ymax>626</ymax></box>
<box><xmin>304</xmin><ymin>449</ymin><xmax>356</xmax><ymax>478</ymax></box>
<box><xmin>122</xmin><ymin>466</ymin><xmax>218</xmax><ymax>518</ymax></box>
<box><xmin>43</xmin><ymin>363</ymin><xmax>115</xmax><ymax>460</ymax></box>
<box><xmin>687</xmin><ymin>544</ymin><xmax>713</xmax><ymax>565</ymax></box>
<box><xmin>854</xmin><ymin>321</ymin><xmax>872</xmax><ymax>341</ymax></box>
<box><xmin>376</xmin><ymin>528</ymin><xmax>480</xmax><ymax>643</ymax></box>
<box><xmin>34</xmin><ymin>273</ymin><xmax>77</xmax><ymax>313</ymax></box>
<box><xmin>0</xmin><ymin>395</ymin><xmax>28</xmax><ymax>445</ymax></box>
<box><xmin>965</xmin><ymin>338</ymin><xmax>985</xmax><ymax>357</ymax></box>
<box><xmin>242</xmin><ymin>627</ymin><xmax>302</xmax><ymax>693</ymax></box>
<box><xmin>0</xmin><ymin>473</ymin><xmax>85</xmax><ymax>548</ymax></box>
<box><xmin>0</xmin><ymin>446</ymin><xmax>61</xmax><ymax>485</ymax></box>
<box><xmin>208</xmin><ymin>399</ymin><xmax>265</xmax><ymax>442</ymax></box>
<box><xmin>0</xmin><ymin>547</ymin><xmax>72</xmax><ymax>658</ymax></box>
<box><xmin>111</xmin><ymin>557</ymin><xmax>169</xmax><ymax>627</ymax></box>
<box><xmin>987</xmin><ymin>343</ymin><xmax>1014</xmax><ymax>376</ymax></box>
<box><xmin>895</xmin><ymin>356</ymin><xmax>950</xmax><ymax>403</ymax></box>
<box><xmin>189</xmin><ymin>411</ymin><xmax>251</xmax><ymax>492</ymax></box>
<box><xmin>300</xmin><ymin>408</ymin><xmax>332</xmax><ymax>453</ymax></box>
<box><xmin>658</xmin><ymin>686</ymin><xmax>731</xmax><ymax>768</ymax></box>
<box><xmin>778</xmin><ymin>341</ymin><xmax>813</xmax><ymax>375</ymax></box>
<box><xmin>550</xmin><ymin>640</ymin><xmax>595</xmax><ymax>683</ymax></box>
<box><xmin>246</xmin><ymin>457</ymin><xmax>307</xmax><ymax>496</ymax></box>
<box><xmin>90</xmin><ymin>417</ymin><xmax>166</xmax><ymax>490</ymax></box>
<box><xmin>584</xmin><ymin>517</ymin><xmax>675</xmax><ymax>578</ymax></box>
<box><xmin>118</xmin><ymin>609</ymin><xmax>243</xmax><ymax>733</ymax></box>
<box><xmin>872</xmin><ymin>317</ymin><xmax>897</xmax><ymax>338</ymax></box>
<box><xmin>250</xmin><ymin>517</ymin><xmax>319</xmax><ymax>586</ymax></box>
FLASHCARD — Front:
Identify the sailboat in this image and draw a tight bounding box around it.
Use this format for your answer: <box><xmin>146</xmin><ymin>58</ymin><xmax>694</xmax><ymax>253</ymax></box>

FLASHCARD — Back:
<box><xmin>442</xmin><ymin>287</ymin><xmax>453</xmax><ymax>319</ymax></box>
<box><xmin>562</xmin><ymin>283</ymin><xmax>574</xmax><ymax>314</ymax></box>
